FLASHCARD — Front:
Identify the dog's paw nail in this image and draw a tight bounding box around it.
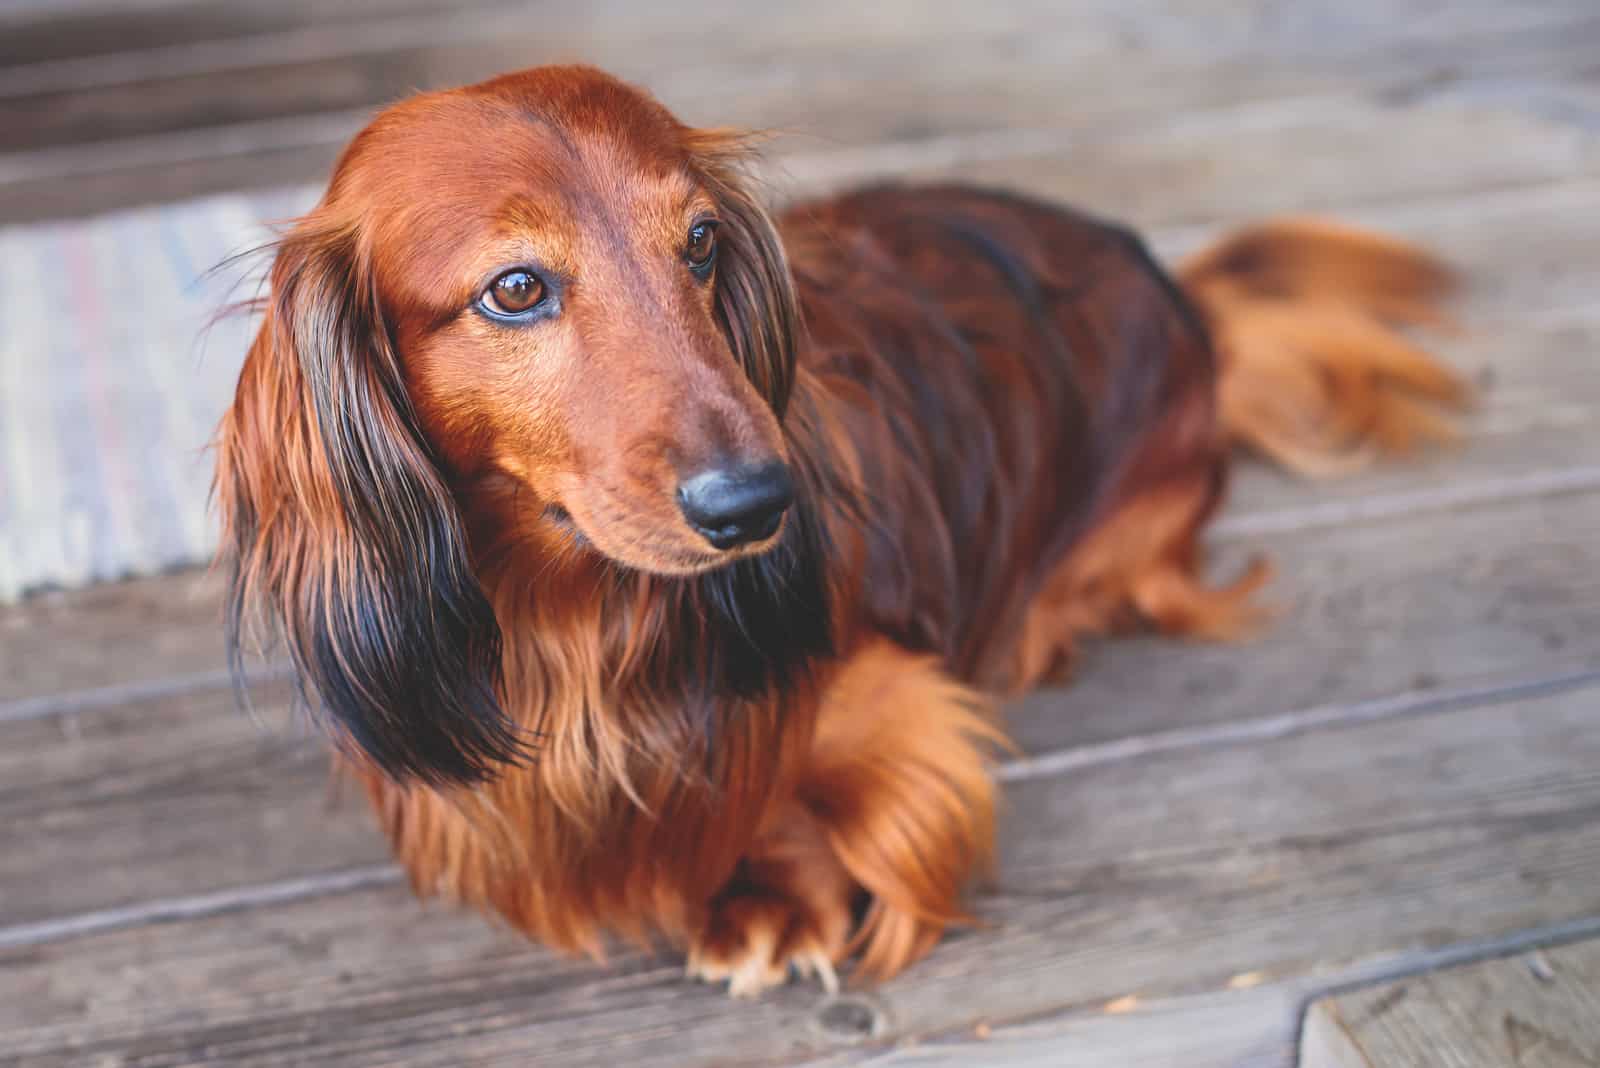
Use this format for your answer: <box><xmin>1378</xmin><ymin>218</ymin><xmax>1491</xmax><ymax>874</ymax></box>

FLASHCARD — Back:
<box><xmin>795</xmin><ymin>945</ymin><xmax>840</xmax><ymax>995</ymax></box>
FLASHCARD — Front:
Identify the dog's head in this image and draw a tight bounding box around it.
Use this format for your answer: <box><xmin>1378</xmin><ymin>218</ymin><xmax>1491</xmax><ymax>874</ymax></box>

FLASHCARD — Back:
<box><xmin>216</xmin><ymin>66</ymin><xmax>806</xmax><ymax>783</ymax></box>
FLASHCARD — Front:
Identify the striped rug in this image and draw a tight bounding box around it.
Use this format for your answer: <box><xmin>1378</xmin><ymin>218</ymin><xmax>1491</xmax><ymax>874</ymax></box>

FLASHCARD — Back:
<box><xmin>0</xmin><ymin>185</ymin><xmax>317</xmax><ymax>601</ymax></box>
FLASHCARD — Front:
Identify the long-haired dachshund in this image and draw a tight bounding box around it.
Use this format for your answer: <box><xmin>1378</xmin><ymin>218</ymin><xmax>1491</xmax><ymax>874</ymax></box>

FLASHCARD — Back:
<box><xmin>216</xmin><ymin>65</ymin><xmax>1464</xmax><ymax>995</ymax></box>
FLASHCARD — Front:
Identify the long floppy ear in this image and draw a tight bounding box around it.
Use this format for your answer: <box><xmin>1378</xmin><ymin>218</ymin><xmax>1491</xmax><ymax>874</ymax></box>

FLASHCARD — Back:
<box><xmin>214</xmin><ymin>216</ymin><xmax>526</xmax><ymax>786</ymax></box>
<box><xmin>685</xmin><ymin>131</ymin><xmax>802</xmax><ymax>417</ymax></box>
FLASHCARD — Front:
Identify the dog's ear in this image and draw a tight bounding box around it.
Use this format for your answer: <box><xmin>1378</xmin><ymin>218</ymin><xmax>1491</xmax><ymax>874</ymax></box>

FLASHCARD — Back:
<box><xmin>685</xmin><ymin>131</ymin><xmax>801</xmax><ymax>417</ymax></box>
<box><xmin>214</xmin><ymin>216</ymin><xmax>526</xmax><ymax>785</ymax></box>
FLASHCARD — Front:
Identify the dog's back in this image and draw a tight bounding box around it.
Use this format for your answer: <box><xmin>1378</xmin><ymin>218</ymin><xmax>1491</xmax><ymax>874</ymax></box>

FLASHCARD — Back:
<box><xmin>782</xmin><ymin>186</ymin><xmax>1225</xmax><ymax>687</ymax></box>
<box><xmin>780</xmin><ymin>185</ymin><xmax>1462</xmax><ymax>691</ymax></box>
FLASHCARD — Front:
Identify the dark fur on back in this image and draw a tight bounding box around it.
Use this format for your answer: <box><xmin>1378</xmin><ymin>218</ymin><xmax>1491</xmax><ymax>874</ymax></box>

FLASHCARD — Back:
<box><xmin>783</xmin><ymin>185</ymin><xmax>1221</xmax><ymax>685</ymax></box>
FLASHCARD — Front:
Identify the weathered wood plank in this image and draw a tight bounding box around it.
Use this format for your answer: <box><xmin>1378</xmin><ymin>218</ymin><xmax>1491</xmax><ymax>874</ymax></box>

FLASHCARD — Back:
<box><xmin>1301</xmin><ymin>940</ymin><xmax>1600</xmax><ymax>1068</ymax></box>
<box><xmin>0</xmin><ymin>138</ymin><xmax>343</xmax><ymax>227</ymax></box>
<box><xmin>6</xmin><ymin>0</ymin><xmax>1594</xmax><ymax>148</ymax></box>
<box><xmin>5</xmin><ymin>485</ymin><xmax>1596</xmax><ymax>931</ymax></box>
<box><xmin>0</xmin><ymin>686</ymin><xmax>390</xmax><ymax>930</ymax></box>
<box><xmin>840</xmin><ymin>986</ymin><xmax>1301</xmax><ymax>1068</ymax></box>
<box><xmin>4</xmin><ymin>678</ymin><xmax>1597</xmax><ymax>1066</ymax></box>
<box><xmin>0</xmin><ymin>1</ymin><xmax>1230</xmax><ymax>152</ymax></box>
<box><xmin>836</xmin><ymin>919</ymin><xmax>1600</xmax><ymax>1067</ymax></box>
<box><xmin>3</xmin><ymin>4</ymin><xmax>1596</xmax><ymax>220</ymax></box>
<box><xmin>780</xmin><ymin>88</ymin><xmax>1600</xmax><ymax>224</ymax></box>
<box><xmin>12</xmin><ymin>0</ymin><xmax>1589</xmax><ymax>81</ymax></box>
<box><xmin>0</xmin><ymin>0</ymin><xmax>493</xmax><ymax>70</ymax></box>
<box><xmin>0</xmin><ymin>568</ymin><xmax>227</xmax><ymax>707</ymax></box>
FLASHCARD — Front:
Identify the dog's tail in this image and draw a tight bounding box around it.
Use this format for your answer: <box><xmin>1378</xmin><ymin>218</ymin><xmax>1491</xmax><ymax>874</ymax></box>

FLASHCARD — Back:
<box><xmin>1179</xmin><ymin>218</ymin><xmax>1469</xmax><ymax>476</ymax></box>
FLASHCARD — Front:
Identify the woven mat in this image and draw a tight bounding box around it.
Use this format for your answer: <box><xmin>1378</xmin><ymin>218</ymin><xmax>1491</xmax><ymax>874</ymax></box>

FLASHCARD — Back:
<box><xmin>0</xmin><ymin>185</ymin><xmax>317</xmax><ymax>601</ymax></box>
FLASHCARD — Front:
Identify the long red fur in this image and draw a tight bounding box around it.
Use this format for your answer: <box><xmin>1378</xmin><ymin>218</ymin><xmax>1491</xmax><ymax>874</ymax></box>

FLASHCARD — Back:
<box><xmin>214</xmin><ymin>65</ymin><xmax>1465</xmax><ymax>992</ymax></box>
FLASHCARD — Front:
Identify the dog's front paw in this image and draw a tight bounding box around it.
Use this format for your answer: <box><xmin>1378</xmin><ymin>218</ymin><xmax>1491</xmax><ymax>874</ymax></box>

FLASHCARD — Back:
<box><xmin>686</xmin><ymin>889</ymin><xmax>849</xmax><ymax>998</ymax></box>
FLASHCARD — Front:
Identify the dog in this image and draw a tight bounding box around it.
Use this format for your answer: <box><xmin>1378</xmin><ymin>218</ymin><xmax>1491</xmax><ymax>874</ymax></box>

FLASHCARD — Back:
<box><xmin>215</xmin><ymin>64</ymin><xmax>1464</xmax><ymax>996</ymax></box>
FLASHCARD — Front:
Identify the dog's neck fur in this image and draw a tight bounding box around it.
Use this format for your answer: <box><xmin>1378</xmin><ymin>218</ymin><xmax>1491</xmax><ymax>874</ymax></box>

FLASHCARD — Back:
<box><xmin>453</xmin><ymin>392</ymin><xmax>839</xmax><ymax>819</ymax></box>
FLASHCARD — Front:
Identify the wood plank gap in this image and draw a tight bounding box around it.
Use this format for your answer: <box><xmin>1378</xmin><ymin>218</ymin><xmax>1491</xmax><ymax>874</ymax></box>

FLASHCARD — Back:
<box><xmin>0</xmin><ymin>71</ymin><xmax>1580</xmax><ymax>194</ymax></box>
<box><xmin>0</xmin><ymin>1</ymin><xmax>540</xmax><ymax>99</ymax></box>
<box><xmin>10</xmin><ymin>671</ymin><xmax>1594</xmax><ymax>953</ymax></box>
<box><xmin>773</xmin><ymin>86</ymin><xmax>1527</xmax><ymax>191</ymax></box>
<box><xmin>1212</xmin><ymin>465</ymin><xmax>1600</xmax><ymax>540</ymax></box>
<box><xmin>1289</xmin><ymin>914</ymin><xmax>1600</xmax><ymax>1068</ymax></box>
<box><xmin>0</xmin><ymin>863</ymin><xmax>401</xmax><ymax>951</ymax></box>
<box><xmin>0</xmin><ymin>664</ymin><xmax>289</xmax><ymax>725</ymax></box>
<box><xmin>830</xmin><ymin>915</ymin><xmax>1600</xmax><ymax>1068</ymax></box>
<box><xmin>997</xmin><ymin>668</ymin><xmax>1600</xmax><ymax>784</ymax></box>
<box><xmin>7</xmin><ymin>96</ymin><xmax>1305</xmax><ymax>189</ymax></box>
<box><xmin>5</xmin><ymin>1</ymin><xmax>1592</xmax><ymax>105</ymax></box>
<box><xmin>1300</xmin><ymin>918</ymin><xmax>1600</xmax><ymax>1011</ymax></box>
<box><xmin>0</xmin><ymin>107</ymin><xmax>373</xmax><ymax>185</ymax></box>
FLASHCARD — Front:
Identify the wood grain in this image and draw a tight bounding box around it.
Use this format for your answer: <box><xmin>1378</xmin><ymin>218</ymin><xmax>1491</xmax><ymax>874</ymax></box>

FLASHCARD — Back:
<box><xmin>840</xmin><ymin>920</ymin><xmax>1600</xmax><ymax>1068</ymax></box>
<box><xmin>1302</xmin><ymin>940</ymin><xmax>1600</xmax><ymax>1067</ymax></box>
<box><xmin>3</xmin><ymin>3</ymin><xmax>1596</xmax><ymax>221</ymax></box>
<box><xmin>4</xmin><ymin>680</ymin><xmax>1597</xmax><ymax>1066</ymax></box>
<box><xmin>6</xmin><ymin>0</ymin><xmax>1593</xmax><ymax>146</ymax></box>
<box><xmin>844</xmin><ymin>986</ymin><xmax>1301</xmax><ymax>1068</ymax></box>
<box><xmin>0</xmin><ymin>685</ymin><xmax>387</xmax><ymax>929</ymax></box>
<box><xmin>0</xmin><ymin>568</ymin><xmax>228</xmax><ymax>707</ymax></box>
<box><xmin>0</xmin><ymin>0</ymin><xmax>496</xmax><ymax>71</ymax></box>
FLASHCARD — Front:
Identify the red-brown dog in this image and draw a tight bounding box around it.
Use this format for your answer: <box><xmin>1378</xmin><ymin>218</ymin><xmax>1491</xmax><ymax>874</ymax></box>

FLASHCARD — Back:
<box><xmin>216</xmin><ymin>65</ymin><xmax>1463</xmax><ymax>995</ymax></box>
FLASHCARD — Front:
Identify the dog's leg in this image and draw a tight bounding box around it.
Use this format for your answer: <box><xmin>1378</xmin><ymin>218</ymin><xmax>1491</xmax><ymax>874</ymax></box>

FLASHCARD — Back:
<box><xmin>1008</xmin><ymin>467</ymin><xmax>1270</xmax><ymax>691</ymax></box>
<box><xmin>685</xmin><ymin>801</ymin><xmax>856</xmax><ymax>997</ymax></box>
<box><xmin>687</xmin><ymin>640</ymin><xmax>1004</xmax><ymax>994</ymax></box>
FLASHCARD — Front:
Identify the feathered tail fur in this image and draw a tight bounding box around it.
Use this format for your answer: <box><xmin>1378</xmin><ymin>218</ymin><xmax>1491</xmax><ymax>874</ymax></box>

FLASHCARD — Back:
<box><xmin>1181</xmin><ymin>218</ymin><xmax>1469</xmax><ymax>476</ymax></box>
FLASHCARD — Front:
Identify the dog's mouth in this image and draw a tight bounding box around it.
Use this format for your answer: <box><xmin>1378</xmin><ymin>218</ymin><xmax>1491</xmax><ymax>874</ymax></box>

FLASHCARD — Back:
<box><xmin>545</xmin><ymin>495</ymin><xmax>785</xmax><ymax>576</ymax></box>
<box><xmin>671</xmin><ymin>524</ymin><xmax>787</xmax><ymax>574</ymax></box>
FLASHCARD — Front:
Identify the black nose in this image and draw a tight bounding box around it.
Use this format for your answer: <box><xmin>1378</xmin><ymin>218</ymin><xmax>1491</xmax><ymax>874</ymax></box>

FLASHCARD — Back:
<box><xmin>677</xmin><ymin>462</ymin><xmax>794</xmax><ymax>550</ymax></box>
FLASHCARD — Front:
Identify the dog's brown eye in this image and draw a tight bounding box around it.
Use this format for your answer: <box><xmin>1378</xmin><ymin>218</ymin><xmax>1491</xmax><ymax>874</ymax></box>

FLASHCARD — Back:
<box><xmin>685</xmin><ymin>221</ymin><xmax>718</xmax><ymax>272</ymax></box>
<box><xmin>483</xmin><ymin>269</ymin><xmax>546</xmax><ymax>316</ymax></box>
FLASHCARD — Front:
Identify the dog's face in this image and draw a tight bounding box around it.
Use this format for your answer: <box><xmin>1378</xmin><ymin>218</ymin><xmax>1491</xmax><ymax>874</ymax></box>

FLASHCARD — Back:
<box><xmin>359</xmin><ymin>74</ymin><xmax>796</xmax><ymax>574</ymax></box>
<box><xmin>216</xmin><ymin>67</ymin><xmax>807</xmax><ymax>783</ymax></box>
<box><xmin>329</xmin><ymin>66</ymin><xmax>798</xmax><ymax>575</ymax></box>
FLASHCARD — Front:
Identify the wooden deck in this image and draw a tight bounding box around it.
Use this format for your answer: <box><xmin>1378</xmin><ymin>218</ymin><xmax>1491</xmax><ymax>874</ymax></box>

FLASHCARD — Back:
<box><xmin>1303</xmin><ymin>943</ymin><xmax>1600</xmax><ymax>1067</ymax></box>
<box><xmin>3</xmin><ymin>1</ymin><xmax>1600</xmax><ymax>1064</ymax></box>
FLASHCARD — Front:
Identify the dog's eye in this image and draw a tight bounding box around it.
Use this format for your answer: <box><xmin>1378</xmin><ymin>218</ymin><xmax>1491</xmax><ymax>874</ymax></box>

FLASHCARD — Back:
<box><xmin>482</xmin><ymin>269</ymin><xmax>546</xmax><ymax>317</ymax></box>
<box><xmin>685</xmin><ymin>221</ymin><xmax>718</xmax><ymax>273</ymax></box>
